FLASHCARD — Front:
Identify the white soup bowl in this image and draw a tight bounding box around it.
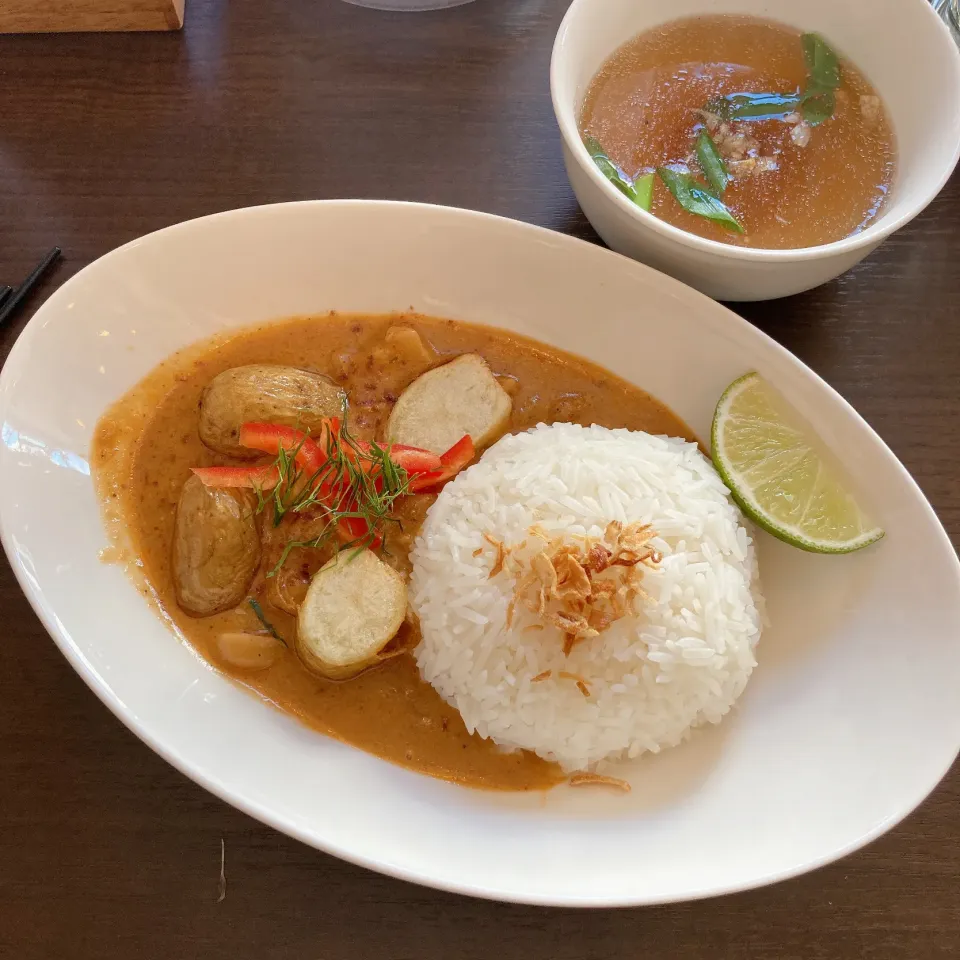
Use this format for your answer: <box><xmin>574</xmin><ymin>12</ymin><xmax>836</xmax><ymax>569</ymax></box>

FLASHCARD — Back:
<box><xmin>551</xmin><ymin>0</ymin><xmax>960</xmax><ymax>300</ymax></box>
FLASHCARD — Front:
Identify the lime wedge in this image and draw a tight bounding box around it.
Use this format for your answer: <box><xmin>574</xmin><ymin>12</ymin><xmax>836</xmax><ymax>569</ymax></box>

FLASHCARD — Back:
<box><xmin>711</xmin><ymin>372</ymin><xmax>883</xmax><ymax>553</ymax></box>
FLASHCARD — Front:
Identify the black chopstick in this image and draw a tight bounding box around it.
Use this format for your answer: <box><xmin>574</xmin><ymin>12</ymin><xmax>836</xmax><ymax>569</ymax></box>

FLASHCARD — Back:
<box><xmin>0</xmin><ymin>247</ymin><xmax>62</xmax><ymax>326</ymax></box>
<box><xmin>0</xmin><ymin>285</ymin><xmax>12</xmax><ymax>310</ymax></box>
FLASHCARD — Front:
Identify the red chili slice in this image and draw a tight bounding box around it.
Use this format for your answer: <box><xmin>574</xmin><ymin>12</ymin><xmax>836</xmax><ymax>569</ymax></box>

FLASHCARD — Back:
<box><xmin>387</xmin><ymin>444</ymin><xmax>443</xmax><ymax>474</ymax></box>
<box><xmin>238</xmin><ymin>422</ymin><xmax>326</xmax><ymax>472</ymax></box>
<box><xmin>336</xmin><ymin>514</ymin><xmax>383</xmax><ymax>549</ymax></box>
<box><xmin>191</xmin><ymin>465</ymin><xmax>281</xmax><ymax>489</ymax></box>
<box><xmin>408</xmin><ymin>435</ymin><xmax>475</xmax><ymax>492</ymax></box>
<box><xmin>348</xmin><ymin>438</ymin><xmax>442</xmax><ymax>475</ymax></box>
<box><xmin>440</xmin><ymin>434</ymin><xmax>475</xmax><ymax>468</ymax></box>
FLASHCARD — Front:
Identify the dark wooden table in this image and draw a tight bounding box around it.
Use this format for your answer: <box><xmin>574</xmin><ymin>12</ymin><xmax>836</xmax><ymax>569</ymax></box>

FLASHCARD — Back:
<box><xmin>1</xmin><ymin>2</ymin><xmax>958</xmax><ymax>957</ymax></box>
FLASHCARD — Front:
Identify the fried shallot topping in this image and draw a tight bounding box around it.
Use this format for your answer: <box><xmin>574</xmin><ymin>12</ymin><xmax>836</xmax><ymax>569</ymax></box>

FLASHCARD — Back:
<box><xmin>558</xmin><ymin>671</ymin><xmax>591</xmax><ymax>697</ymax></box>
<box><xmin>484</xmin><ymin>533</ymin><xmax>507</xmax><ymax>578</ymax></box>
<box><xmin>490</xmin><ymin>521</ymin><xmax>660</xmax><ymax>654</ymax></box>
<box><xmin>569</xmin><ymin>773</ymin><xmax>632</xmax><ymax>793</ymax></box>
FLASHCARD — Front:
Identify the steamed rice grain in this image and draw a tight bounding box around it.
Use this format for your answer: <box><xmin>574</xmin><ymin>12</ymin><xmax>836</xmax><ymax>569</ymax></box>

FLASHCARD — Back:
<box><xmin>409</xmin><ymin>423</ymin><xmax>763</xmax><ymax>772</ymax></box>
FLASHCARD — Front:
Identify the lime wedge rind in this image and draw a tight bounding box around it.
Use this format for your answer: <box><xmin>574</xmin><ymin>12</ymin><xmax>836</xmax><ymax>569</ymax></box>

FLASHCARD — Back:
<box><xmin>711</xmin><ymin>373</ymin><xmax>884</xmax><ymax>554</ymax></box>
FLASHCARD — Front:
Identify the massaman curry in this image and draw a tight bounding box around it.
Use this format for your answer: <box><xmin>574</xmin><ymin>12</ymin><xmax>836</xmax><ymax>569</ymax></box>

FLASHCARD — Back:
<box><xmin>93</xmin><ymin>313</ymin><xmax>694</xmax><ymax>790</ymax></box>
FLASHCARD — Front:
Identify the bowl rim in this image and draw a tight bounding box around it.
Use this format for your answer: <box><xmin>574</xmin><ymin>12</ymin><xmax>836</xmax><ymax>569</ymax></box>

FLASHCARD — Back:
<box><xmin>550</xmin><ymin>0</ymin><xmax>960</xmax><ymax>263</ymax></box>
<box><xmin>3</xmin><ymin>199</ymin><xmax>959</xmax><ymax>906</ymax></box>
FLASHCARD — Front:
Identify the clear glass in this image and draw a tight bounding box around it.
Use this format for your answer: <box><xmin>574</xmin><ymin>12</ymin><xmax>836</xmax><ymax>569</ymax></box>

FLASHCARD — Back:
<box><xmin>342</xmin><ymin>0</ymin><xmax>474</xmax><ymax>9</ymax></box>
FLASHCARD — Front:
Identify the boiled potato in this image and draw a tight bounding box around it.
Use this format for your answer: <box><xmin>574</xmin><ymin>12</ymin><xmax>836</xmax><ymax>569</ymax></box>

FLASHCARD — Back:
<box><xmin>296</xmin><ymin>549</ymin><xmax>406</xmax><ymax>680</ymax></box>
<box><xmin>199</xmin><ymin>364</ymin><xmax>344</xmax><ymax>458</ymax></box>
<box><xmin>386</xmin><ymin>353</ymin><xmax>512</xmax><ymax>454</ymax></box>
<box><xmin>173</xmin><ymin>475</ymin><xmax>260</xmax><ymax>617</ymax></box>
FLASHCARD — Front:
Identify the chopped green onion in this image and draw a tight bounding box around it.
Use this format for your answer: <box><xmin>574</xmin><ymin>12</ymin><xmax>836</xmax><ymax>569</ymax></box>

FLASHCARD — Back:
<box><xmin>710</xmin><ymin>92</ymin><xmax>803</xmax><ymax>122</ymax></box>
<box><xmin>634</xmin><ymin>172</ymin><xmax>655</xmax><ymax>211</ymax></box>
<box><xmin>800</xmin><ymin>33</ymin><xmax>841</xmax><ymax>126</ymax></box>
<box><xmin>583</xmin><ymin>136</ymin><xmax>652</xmax><ymax>211</ymax></box>
<box><xmin>801</xmin><ymin>33</ymin><xmax>840</xmax><ymax>91</ymax></box>
<box><xmin>656</xmin><ymin>168</ymin><xmax>744</xmax><ymax>234</ymax></box>
<box><xmin>801</xmin><ymin>89</ymin><xmax>836</xmax><ymax>126</ymax></box>
<box><xmin>695</xmin><ymin>131</ymin><xmax>729</xmax><ymax>195</ymax></box>
<box><xmin>705</xmin><ymin>35</ymin><xmax>842</xmax><ymax>129</ymax></box>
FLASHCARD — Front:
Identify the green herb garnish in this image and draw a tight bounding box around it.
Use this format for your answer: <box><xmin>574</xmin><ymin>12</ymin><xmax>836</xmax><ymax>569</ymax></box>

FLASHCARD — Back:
<box><xmin>695</xmin><ymin>131</ymin><xmax>730</xmax><ymax>195</ymax></box>
<box><xmin>584</xmin><ymin>136</ymin><xmax>653</xmax><ymax>211</ymax></box>
<box><xmin>256</xmin><ymin>410</ymin><xmax>412</xmax><ymax>578</ymax></box>
<box><xmin>268</xmin><ymin>534</ymin><xmax>330</xmax><ymax>579</ymax></box>
<box><xmin>248</xmin><ymin>597</ymin><xmax>287</xmax><ymax>647</ymax></box>
<box><xmin>656</xmin><ymin>168</ymin><xmax>744</xmax><ymax>233</ymax></box>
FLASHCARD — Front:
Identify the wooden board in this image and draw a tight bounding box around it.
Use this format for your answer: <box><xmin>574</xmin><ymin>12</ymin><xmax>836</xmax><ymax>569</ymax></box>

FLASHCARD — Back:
<box><xmin>0</xmin><ymin>0</ymin><xmax>184</xmax><ymax>33</ymax></box>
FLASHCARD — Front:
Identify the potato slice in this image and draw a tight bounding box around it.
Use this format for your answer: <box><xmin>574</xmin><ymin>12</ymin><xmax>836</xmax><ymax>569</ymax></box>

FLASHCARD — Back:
<box><xmin>386</xmin><ymin>353</ymin><xmax>512</xmax><ymax>455</ymax></box>
<box><xmin>296</xmin><ymin>549</ymin><xmax>407</xmax><ymax>680</ymax></box>
<box><xmin>199</xmin><ymin>364</ymin><xmax>344</xmax><ymax>458</ymax></box>
<box><xmin>173</xmin><ymin>475</ymin><xmax>260</xmax><ymax>617</ymax></box>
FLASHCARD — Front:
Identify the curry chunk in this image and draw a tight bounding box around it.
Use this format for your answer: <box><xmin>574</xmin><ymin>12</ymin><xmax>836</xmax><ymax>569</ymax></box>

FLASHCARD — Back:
<box><xmin>173</xmin><ymin>475</ymin><xmax>260</xmax><ymax>616</ymax></box>
<box><xmin>386</xmin><ymin>353</ymin><xmax>512</xmax><ymax>454</ymax></box>
<box><xmin>215</xmin><ymin>632</ymin><xmax>284</xmax><ymax>671</ymax></box>
<box><xmin>372</xmin><ymin>326</ymin><xmax>435</xmax><ymax>379</ymax></box>
<box><xmin>199</xmin><ymin>364</ymin><xmax>344</xmax><ymax>458</ymax></box>
<box><xmin>296</xmin><ymin>549</ymin><xmax>407</xmax><ymax>680</ymax></box>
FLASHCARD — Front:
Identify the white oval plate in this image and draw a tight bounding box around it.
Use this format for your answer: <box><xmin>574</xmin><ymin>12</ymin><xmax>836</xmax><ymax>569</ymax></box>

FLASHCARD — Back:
<box><xmin>1</xmin><ymin>201</ymin><xmax>957</xmax><ymax>906</ymax></box>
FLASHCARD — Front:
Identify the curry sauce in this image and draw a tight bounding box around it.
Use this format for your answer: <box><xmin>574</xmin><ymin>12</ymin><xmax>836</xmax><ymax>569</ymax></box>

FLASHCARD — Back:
<box><xmin>93</xmin><ymin>313</ymin><xmax>694</xmax><ymax>790</ymax></box>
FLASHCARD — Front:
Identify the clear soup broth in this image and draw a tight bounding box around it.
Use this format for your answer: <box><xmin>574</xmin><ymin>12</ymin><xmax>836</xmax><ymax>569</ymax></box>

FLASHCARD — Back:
<box><xmin>579</xmin><ymin>15</ymin><xmax>896</xmax><ymax>249</ymax></box>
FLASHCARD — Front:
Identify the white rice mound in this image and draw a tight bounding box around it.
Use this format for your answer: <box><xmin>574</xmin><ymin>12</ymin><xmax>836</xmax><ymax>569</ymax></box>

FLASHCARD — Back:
<box><xmin>409</xmin><ymin>423</ymin><xmax>763</xmax><ymax>773</ymax></box>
